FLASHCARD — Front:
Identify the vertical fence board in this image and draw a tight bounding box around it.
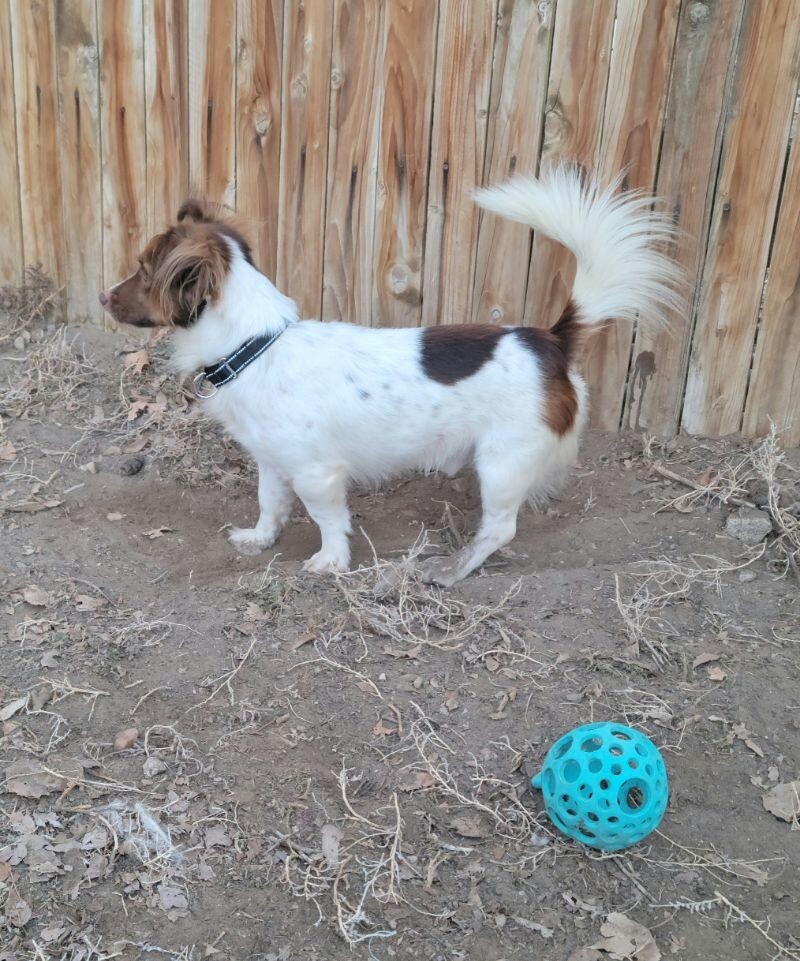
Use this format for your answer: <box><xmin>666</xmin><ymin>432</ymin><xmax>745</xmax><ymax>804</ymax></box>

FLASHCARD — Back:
<box><xmin>471</xmin><ymin>0</ymin><xmax>555</xmax><ymax>327</ymax></box>
<box><xmin>584</xmin><ymin>0</ymin><xmax>681</xmax><ymax>430</ymax></box>
<box><xmin>98</xmin><ymin>0</ymin><xmax>146</xmax><ymax>287</ymax></box>
<box><xmin>10</xmin><ymin>0</ymin><xmax>65</xmax><ymax>286</ymax></box>
<box><xmin>277</xmin><ymin>0</ymin><xmax>333</xmax><ymax>318</ymax></box>
<box><xmin>144</xmin><ymin>0</ymin><xmax>188</xmax><ymax>235</ymax></box>
<box><xmin>683</xmin><ymin>2</ymin><xmax>800</xmax><ymax>436</ymax></box>
<box><xmin>421</xmin><ymin>0</ymin><xmax>497</xmax><ymax>326</ymax></box>
<box><xmin>236</xmin><ymin>0</ymin><xmax>283</xmax><ymax>277</ymax></box>
<box><xmin>372</xmin><ymin>0</ymin><xmax>438</xmax><ymax>328</ymax></box>
<box><xmin>188</xmin><ymin>0</ymin><xmax>235</xmax><ymax>205</ymax></box>
<box><xmin>523</xmin><ymin>0</ymin><xmax>615</xmax><ymax>330</ymax></box>
<box><xmin>56</xmin><ymin>0</ymin><xmax>103</xmax><ymax>323</ymax></box>
<box><xmin>742</xmin><ymin>126</ymin><xmax>800</xmax><ymax>445</ymax></box>
<box><xmin>624</xmin><ymin>0</ymin><xmax>743</xmax><ymax>433</ymax></box>
<box><xmin>322</xmin><ymin>0</ymin><xmax>384</xmax><ymax>324</ymax></box>
<box><xmin>0</xmin><ymin>0</ymin><xmax>22</xmax><ymax>286</ymax></box>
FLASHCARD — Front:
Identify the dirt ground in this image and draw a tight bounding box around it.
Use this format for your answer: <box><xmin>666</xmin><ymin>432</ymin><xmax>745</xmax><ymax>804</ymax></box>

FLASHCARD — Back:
<box><xmin>2</xmin><ymin>291</ymin><xmax>800</xmax><ymax>961</ymax></box>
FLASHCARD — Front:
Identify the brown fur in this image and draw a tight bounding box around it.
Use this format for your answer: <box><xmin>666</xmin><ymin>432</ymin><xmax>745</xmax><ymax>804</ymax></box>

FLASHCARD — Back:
<box><xmin>421</xmin><ymin>325</ymin><xmax>506</xmax><ymax>385</ymax></box>
<box><xmin>514</xmin><ymin>300</ymin><xmax>581</xmax><ymax>436</ymax></box>
<box><xmin>102</xmin><ymin>200</ymin><xmax>255</xmax><ymax>329</ymax></box>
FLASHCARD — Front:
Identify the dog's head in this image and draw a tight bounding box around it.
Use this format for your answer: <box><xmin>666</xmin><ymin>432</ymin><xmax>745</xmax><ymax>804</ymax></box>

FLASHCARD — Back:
<box><xmin>99</xmin><ymin>200</ymin><xmax>253</xmax><ymax>329</ymax></box>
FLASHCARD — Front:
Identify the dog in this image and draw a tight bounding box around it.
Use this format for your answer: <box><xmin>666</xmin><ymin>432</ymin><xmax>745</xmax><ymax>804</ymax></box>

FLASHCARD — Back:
<box><xmin>99</xmin><ymin>168</ymin><xmax>681</xmax><ymax>586</ymax></box>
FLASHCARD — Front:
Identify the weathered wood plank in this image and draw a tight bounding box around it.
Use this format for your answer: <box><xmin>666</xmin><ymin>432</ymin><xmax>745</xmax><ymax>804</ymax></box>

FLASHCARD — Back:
<box><xmin>625</xmin><ymin>0</ymin><xmax>744</xmax><ymax>434</ymax></box>
<box><xmin>683</xmin><ymin>1</ymin><xmax>800</xmax><ymax>436</ymax></box>
<box><xmin>372</xmin><ymin>0</ymin><xmax>438</xmax><ymax>328</ymax></box>
<box><xmin>0</xmin><ymin>0</ymin><xmax>23</xmax><ymax>286</ymax></box>
<box><xmin>144</xmin><ymin>0</ymin><xmax>188</xmax><ymax>234</ymax></box>
<box><xmin>10</xmin><ymin>0</ymin><xmax>65</xmax><ymax>286</ymax></box>
<box><xmin>277</xmin><ymin>0</ymin><xmax>334</xmax><ymax>318</ymax></box>
<box><xmin>471</xmin><ymin>0</ymin><xmax>555</xmax><ymax>327</ymax></box>
<box><xmin>584</xmin><ymin>0</ymin><xmax>682</xmax><ymax>430</ymax></box>
<box><xmin>523</xmin><ymin>0</ymin><xmax>615</xmax><ymax>329</ymax></box>
<box><xmin>98</xmin><ymin>0</ymin><xmax>146</xmax><ymax>286</ymax></box>
<box><xmin>188</xmin><ymin>0</ymin><xmax>235</xmax><ymax>206</ymax></box>
<box><xmin>55</xmin><ymin>0</ymin><xmax>103</xmax><ymax>323</ymax></box>
<box><xmin>236</xmin><ymin>0</ymin><xmax>283</xmax><ymax>277</ymax></box>
<box><xmin>322</xmin><ymin>0</ymin><xmax>384</xmax><ymax>324</ymax></box>
<box><xmin>742</xmin><ymin>124</ymin><xmax>800</xmax><ymax>445</ymax></box>
<box><xmin>421</xmin><ymin>0</ymin><xmax>497</xmax><ymax>327</ymax></box>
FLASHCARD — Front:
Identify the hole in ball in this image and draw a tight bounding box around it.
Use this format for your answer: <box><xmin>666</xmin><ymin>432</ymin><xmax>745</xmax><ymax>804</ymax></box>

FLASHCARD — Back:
<box><xmin>587</xmin><ymin>812</ymin><xmax>599</xmax><ymax>822</ymax></box>
<box><xmin>554</xmin><ymin>736</ymin><xmax>573</xmax><ymax>759</ymax></box>
<box><xmin>611</xmin><ymin>764</ymin><xmax>622</xmax><ymax>776</ymax></box>
<box><xmin>612</xmin><ymin>730</ymin><xmax>631</xmax><ymax>740</ymax></box>
<box><xmin>628</xmin><ymin>758</ymin><xmax>639</xmax><ymax>769</ymax></box>
<box><xmin>563</xmin><ymin>759</ymin><xmax>581</xmax><ymax>783</ymax></box>
<box><xmin>581</xmin><ymin>736</ymin><xmax>603</xmax><ymax>752</ymax></box>
<box><xmin>543</xmin><ymin>768</ymin><xmax>556</xmax><ymax>796</ymax></box>
<box><xmin>609</xmin><ymin>746</ymin><xmax>623</xmax><ymax>756</ymax></box>
<box><xmin>635</xmin><ymin>741</ymin><xmax>648</xmax><ymax>756</ymax></box>
<box><xmin>599</xmin><ymin>779</ymin><xmax>610</xmax><ymax>791</ymax></box>
<box><xmin>588</xmin><ymin>758</ymin><xmax>602</xmax><ymax>774</ymax></box>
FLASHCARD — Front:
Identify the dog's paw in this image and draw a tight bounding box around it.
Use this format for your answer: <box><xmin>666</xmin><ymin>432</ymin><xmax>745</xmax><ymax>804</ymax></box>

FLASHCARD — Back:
<box><xmin>228</xmin><ymin>527</ymin><xmax>276</xmax><ymax>556</ymax></box>
<box><xmin>302</xmin><ymin>549</ymin><xmax>349</xmax><ymax>574</ymax></box>
<box><xmin>419</xmin><ymin>556</ymin><xmax>462</xmax><ymax>588</ymax></box>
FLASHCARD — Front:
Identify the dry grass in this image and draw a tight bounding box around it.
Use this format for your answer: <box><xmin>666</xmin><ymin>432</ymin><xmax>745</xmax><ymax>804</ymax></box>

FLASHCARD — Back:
<box><xmin>0</xmin><ymin>266</ymin><xmax>62</xmax><ymax>345</ymax></box>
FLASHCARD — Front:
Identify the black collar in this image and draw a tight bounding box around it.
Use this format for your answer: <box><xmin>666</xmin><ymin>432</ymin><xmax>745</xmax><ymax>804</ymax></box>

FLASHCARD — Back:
<box><xmin>193</xmin><ymin>327</ymin><xmax>287</xmax><ymax>398</ymax></box>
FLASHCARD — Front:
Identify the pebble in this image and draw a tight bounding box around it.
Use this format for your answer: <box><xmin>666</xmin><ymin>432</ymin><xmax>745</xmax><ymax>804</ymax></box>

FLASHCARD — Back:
<box><xmin>724</xmin><ymin>507</ymin><xmax>772</xmax><ymax>545</ymax></box>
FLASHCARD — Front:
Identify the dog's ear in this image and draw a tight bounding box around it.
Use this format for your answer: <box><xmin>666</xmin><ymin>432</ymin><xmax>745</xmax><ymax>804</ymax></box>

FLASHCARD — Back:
<box><xmin>177</xmin><ymin>198</ymin><xmax>218</xmax><ymax>224</ymax></box>
<box><xmin>152</xmin><ymin>228</ymin><xmax>230</xmax><ymax>327</ymax></box>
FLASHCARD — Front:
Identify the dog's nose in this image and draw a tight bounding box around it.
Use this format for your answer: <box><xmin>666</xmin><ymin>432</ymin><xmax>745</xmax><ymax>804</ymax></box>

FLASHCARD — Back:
<box><xmin>98</xmin><ymin>290</ymin><xmax>109</xmax><ymax>307</ymax></box>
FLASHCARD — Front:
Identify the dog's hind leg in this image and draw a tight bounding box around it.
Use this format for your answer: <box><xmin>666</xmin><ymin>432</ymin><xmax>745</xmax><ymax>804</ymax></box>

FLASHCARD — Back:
<box><xmin>229</xmin><ymin>462</ymin><xmax>293</xmax><ymax>555</ymax></box>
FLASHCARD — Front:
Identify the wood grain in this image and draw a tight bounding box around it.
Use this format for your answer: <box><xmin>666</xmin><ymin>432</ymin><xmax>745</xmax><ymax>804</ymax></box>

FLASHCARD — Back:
<box><xmin>55</xmin><ymin>0</ymin><xmax>102</xmax><ymax>323</ymax></box>
<box><xmin>624</xmin><ymin>0</ymin><xmax>744</xmax><ymax>434</ymax></box>
<box><xmin>277</xmin><ymin>0</ymin><xmax>334</xmax><ymax>318</ymax></box>
<box><xmin>144</xmin><ymin>0</ymin><xmax>188</xmax><ymax>235</ymax></box>
<box><xmin>372</xmin><ymin>0</ymin><xmax>438</xmax><ymax>328</ymax></box>
<box><xmin>584</xmin><ymin>0</ymin><xmax>682</xmax><ymax>430</ymax></box>
<box><xmin>742</xmin><ymin>122</ymin><xmax>800</xmax><ymax>445</ymax></box>
<box><xmin>421</xmin><ymin>0</ymin><xmax>497</xmax><ymax>327</ymax></box>
<box><xmin>471</xmin><ymin>0</ymin><xmax>555</xmax><ymax>327</ymax></box>
<box><xmin>523</xmin><ymin>0</ymin><xmax>615</xmax><ymax>330</ymax></box>
<box><xmin>236</xmin><ymin>0</ymin><xmax>283</xmax><ymax>277</ymax></box>
<box><xmin>188</xmin><ymin>0</ymin><xmax>235</xmax><ymax>206</ymax></box>
<box><xmin>0</xmin><ymin>0</ymin><xmax>22</xmax><ymax>285</ymax></box>
<box><xmin>322</xmin><ymin>0</ymin><xmax>384</xmax><ymax>324</ymax></box>
<box><xmin>10</xmin><ymin>0</ymin><xmax>65</xmax><ymax>286</ymax></box>
<box><xmin>683</xmin><ymin>1</ymin><xmax>800</xmax><ymax>435</ymax></box>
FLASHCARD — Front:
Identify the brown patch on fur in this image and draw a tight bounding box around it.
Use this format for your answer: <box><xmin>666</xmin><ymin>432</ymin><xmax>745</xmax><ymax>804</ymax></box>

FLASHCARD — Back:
<box><xmin>101</xmin><ymin>197</ymin><xmax>257</xmax><ymax>329</ymax></box>
<box><xmin>421</xmin><ymin>325</ymin><xmax>506</xmax><ymax>385</ymax></box>
<box><xmin>514</xmin><ymin>299</ymin><xmax>581</xmax><ymax>435</ymax></box>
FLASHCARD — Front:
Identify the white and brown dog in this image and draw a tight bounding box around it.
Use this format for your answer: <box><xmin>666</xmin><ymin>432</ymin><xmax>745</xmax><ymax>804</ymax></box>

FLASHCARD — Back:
<box><xmin>100</xmin><ymin>169</ymin><xmax>680</xmax><ymax>586</ymax></box>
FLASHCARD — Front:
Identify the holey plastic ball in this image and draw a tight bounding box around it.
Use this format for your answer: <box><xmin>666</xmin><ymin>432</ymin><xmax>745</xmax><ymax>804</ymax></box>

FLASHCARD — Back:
<box><xmin>531</xmin><ymin>722</ymin><xmax>668</xmax><ymax>851</ymax></box>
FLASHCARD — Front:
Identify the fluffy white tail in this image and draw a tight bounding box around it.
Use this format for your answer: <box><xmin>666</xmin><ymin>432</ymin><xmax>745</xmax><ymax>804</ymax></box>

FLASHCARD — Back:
<box><xmin>473</xmin><ymin>167</ymin><xmax>683</xmax><ymax>328</ymax></box>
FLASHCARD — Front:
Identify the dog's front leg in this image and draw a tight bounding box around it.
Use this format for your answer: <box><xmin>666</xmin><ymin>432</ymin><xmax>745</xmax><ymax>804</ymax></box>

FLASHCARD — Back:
<box><xmin>294</xmin><ymin>470</ymin><xmax>351</xmax><ymax>574</ymax></box>
<box><xmin>229</xmin><ymin>462</ymin><xmax>293</xmax><ymax>555</ymax></box>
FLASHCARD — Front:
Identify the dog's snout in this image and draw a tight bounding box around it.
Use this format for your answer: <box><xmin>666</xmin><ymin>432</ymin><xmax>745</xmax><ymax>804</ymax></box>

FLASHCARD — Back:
<box><xmin>98</xmin><ymin>290</ymin><xmax>109</xmax><ymax>307</ymax></box>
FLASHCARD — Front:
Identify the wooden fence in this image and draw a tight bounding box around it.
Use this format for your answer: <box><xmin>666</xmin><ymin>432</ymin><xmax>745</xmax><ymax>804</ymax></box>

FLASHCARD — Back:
<box><xmin>2</xmin><ymin>0</ymin><xmax>799</xmax><ymax>441</ymax></box>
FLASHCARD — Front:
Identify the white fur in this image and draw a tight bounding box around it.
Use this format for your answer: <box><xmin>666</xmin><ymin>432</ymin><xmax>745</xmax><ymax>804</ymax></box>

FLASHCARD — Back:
<box><xmin>168</xmin><ymin>168</ymin><xmax>679</xmax><ymax>585</ymax></box>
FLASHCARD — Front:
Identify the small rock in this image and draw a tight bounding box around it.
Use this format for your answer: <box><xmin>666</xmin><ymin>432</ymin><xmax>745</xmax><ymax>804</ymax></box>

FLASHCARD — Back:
<box><xmin>142</xmin><ymin>756</ymin><xmax>167</xmax><ymax>778</ymax></box>
<box><xmin>738</xmin><ymin>570</ymin><xmax>757</xmax><ymax>583</ymax></box>
<box><xmin>119</xmin><ymin>455</ymin><xmax>145</xmax><ymax>477</ymax></box>
<box><xmin>724</xmin><ymin>507</ymin><xmax>772</xmax><ymax>545</ymax></box>
<box><xmin>113</xmin><ymin>727</ymin><xmax>139</xmax><ymax>751</ymax></box>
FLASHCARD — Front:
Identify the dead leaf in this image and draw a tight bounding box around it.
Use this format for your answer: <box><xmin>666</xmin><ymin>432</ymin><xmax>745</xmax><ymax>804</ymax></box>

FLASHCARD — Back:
<box><xmin>321</xmin><ymin>823</ymin><xmax>343</xmax><ymax>867</ymax></box>
<box><xmin>373</xmin><ymin>719</ymin><xmax>397</xmax><ymax>737</ymax></box>
<box><xmin>142</xmin><ymin>527</ymin><xmax>174</xmax><ymax>539</ymax></box>
<box><xmin>158</xmin><ymin>884</ymin><xmax>188</xmax><ymax>912</ymax></box>
<box><xmin>122</xmin><ymin>349</ymin><xmax>151</xmax><ymax>374</ymax></box>
<box><xmin>484</xmin><ymin>655</ymin><xmax>500</xmax><ymax>673</ymax></box>
<box><xmin>113</xmin><ymin>727</ymin><xmax>139</xmax><ymax>751</ymax></box>
<box><xmin>3</xmin><ymin>759</ymin><xmax>67</xmax><ymax>798</ymax></box>
<box><xmin>590</xmin><ymin>912</ymin><xmax>660</xmax><ymax>961</ymax></box>
<box><xmin>7</xmin><ymin>895</ymin><xmax>32</xmax><ymax>927</ymax></box>
<box><xmin>74</xmin><ymin>594</ymin><xmax>106</xmax><ymax>612</ymax></box>
<box><xmin>123</xmin><ymin>436</ymin><xmax>149</xmax><ymax>454</ymax></box>
<box><xmin>22</xmin><ymin>585</ymin><xmax>50</xmax><ymax>607</ymax></box>
<box><xmin>0</xmin><ymin>860</ymin><xmax>11</xmax><ymax>881</ymax></box>
<box><xmin>450</xmin><ymin>815</ymin><xmax>489</xmax><ymax>839</ymax></box>
<box><xmin>107</xmin><ymin>512</ymin><xmax>125</xmax><ymax>521</ymax></box>
<box><xmin>512</xmin><ymin>916</ymin><xmax>554</xmax><ymax>938</ymax></box>
<box><xmin>6</xmin><ymin>497</ymin><xmax>63</xmax><ymax>513</ymax></box>
<box><xmin>399</xmin><ymin>771</ymin><xmax>437</xmax><ymax>793</ymax></box>
<box><xmin>692</xmin><ymin>652</ymin><xmax>720</xmax><ymax>668</ymax></box>
<box><xmin>286</xmin><ymin>632</ymin><xmax>315</xmax><ymax>651</ymax></box>
<box><xmin>0</xmin><ymin>695</ymin><xmax>28</xmax><ymax>722</ymax></box>
<box><xmin>762</xmin><ymin>781</ymin><xmax>800</xmax><ymax>823</ymax></box>
<box><xmin>204</xmin><ymin>826</ymin><xmax>232</xmax><ymax>849</ymax></box>
<box><xmin>0</xmin><ymin>439</ymin><xmax>17</xmax><ymax>462</ymax></box>
<box><xmin>707</xmin><ymin>666</ymin><xmax>727</xmax><ymax>682</ymax></box>
<box><xmin>744</xmin><ymin>738</ymin><xmax>765</xmax><ymax>758</ymax></box>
